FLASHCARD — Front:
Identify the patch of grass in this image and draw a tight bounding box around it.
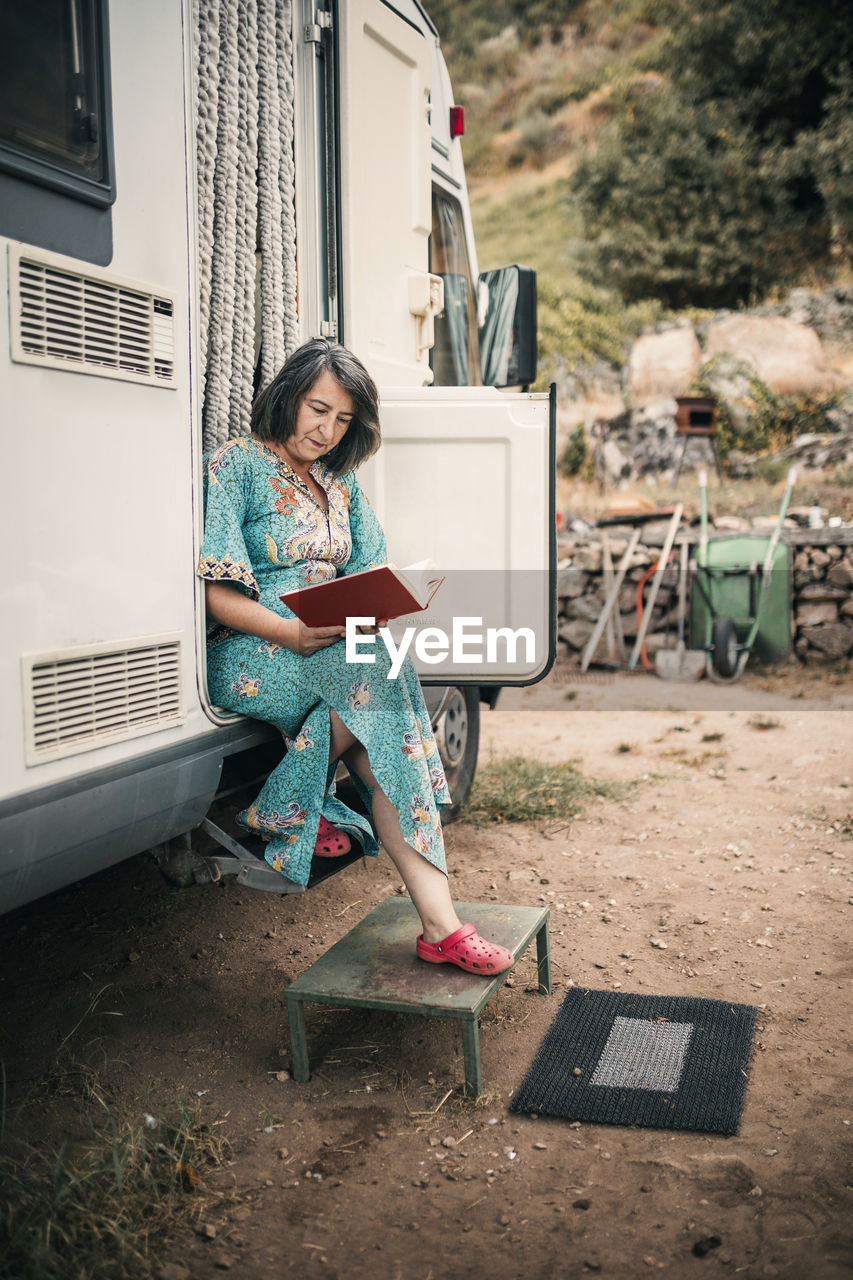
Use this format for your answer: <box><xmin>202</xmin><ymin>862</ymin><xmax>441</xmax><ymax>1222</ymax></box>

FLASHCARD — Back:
<box><xmin>660</xmin><ymin>747</ymin><xmax>727</xmax><ymax>767</ymax></box>
<box><xmin>701</xmin><ymin>731</ymin><xmax>724</xmax><ymax>742</ymax></box>
<box><xmin>0</xmin><ymin>1094</ymin><xmax>233</xmax><ymax>1280</ymax></box>
<box><xmin>748</xmin><ymin>714</ymin><xmax>783</xmax><ymax>731</ymax></box>
<box><xmin>457</xmin><ymin>754</ymin><xmax>631</xmax><ymax>826</ymax></box>
<box><xmin>804</xmin><ymin>805</ymin><xmax>853</xmax><ymax>839</ymax></box>
<box><xmin>616</xmin><ymin>742</ymin><xmax>635</xmax><ymax>753</ymax></box>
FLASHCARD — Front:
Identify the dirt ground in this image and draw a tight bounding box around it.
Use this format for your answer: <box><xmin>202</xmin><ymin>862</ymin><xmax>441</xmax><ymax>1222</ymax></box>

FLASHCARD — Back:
<box><xmin>1</xmin><ymin>663</ymin><xmax>852</xmax><ymax>1279</ymax></box>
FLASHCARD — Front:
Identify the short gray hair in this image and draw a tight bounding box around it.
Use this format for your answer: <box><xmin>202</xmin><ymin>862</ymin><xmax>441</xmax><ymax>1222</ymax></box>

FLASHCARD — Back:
<box><xmin>251</xmin><ymin>338</ymin><xmax>381</xmax><ymax>475</ymax></box>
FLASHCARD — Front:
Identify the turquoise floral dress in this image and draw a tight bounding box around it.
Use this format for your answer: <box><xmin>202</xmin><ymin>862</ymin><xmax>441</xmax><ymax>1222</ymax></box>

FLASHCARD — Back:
<box><xmin>197</xmin><ymin>435</ymin><xmax>450</xmax><ymax>886</ymax></box>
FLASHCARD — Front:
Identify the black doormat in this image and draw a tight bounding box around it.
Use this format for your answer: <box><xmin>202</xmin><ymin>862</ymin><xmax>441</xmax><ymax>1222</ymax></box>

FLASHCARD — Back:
<box><xmin>511</xmin><ymin>989</ymin><xmax>756</xmax><ymax>1135</ymax></box>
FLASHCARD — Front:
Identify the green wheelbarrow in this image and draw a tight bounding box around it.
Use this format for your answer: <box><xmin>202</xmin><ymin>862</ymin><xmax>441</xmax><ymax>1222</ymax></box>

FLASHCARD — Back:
<box><xmin>689</xmin><ymin>469</ymin><xmax>796</xmax><ymax>683</ymax></box>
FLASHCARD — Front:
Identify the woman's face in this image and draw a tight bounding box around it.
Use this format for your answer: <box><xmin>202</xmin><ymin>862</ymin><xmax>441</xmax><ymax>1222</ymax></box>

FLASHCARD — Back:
<box><xmin>282</xmin><ymin>369</ymin><xmax>353</xmax><ymax>472</ymax></box>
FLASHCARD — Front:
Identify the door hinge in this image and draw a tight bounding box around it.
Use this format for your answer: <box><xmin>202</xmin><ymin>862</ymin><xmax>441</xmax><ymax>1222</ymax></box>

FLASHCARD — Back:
<box><xmin>304</xmin><ymin>10</ymin><xmax>332</xmax><ymax>43</ymax></box>
<box><xmin>320</xmin><ymin>320</ymin><xmax>338</xmax><ymax>339</ymax></box>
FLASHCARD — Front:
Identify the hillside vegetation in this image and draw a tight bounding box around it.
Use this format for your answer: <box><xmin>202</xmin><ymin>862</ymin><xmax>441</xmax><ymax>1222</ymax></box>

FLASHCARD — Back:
<box><xmin>428</xmin><ymin>0</ymin><xmax>853</xmax><ymax>386</ymax></box>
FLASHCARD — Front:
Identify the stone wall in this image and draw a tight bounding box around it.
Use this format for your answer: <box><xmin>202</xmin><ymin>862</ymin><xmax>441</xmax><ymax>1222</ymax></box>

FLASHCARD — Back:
<box><xmin>556</xmin><ymin>525</ymin><xmax>853</xmax><ymax>666</ymax></box>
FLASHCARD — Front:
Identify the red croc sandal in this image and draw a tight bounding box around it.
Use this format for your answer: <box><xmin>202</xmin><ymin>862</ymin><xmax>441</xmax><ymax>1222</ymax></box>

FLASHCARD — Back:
<box><xmin>313</xmin><ymin>816</ymin><xmax>352</xmax><ymax>858</ymax></box>
<box><xmin>416</xmin><ymin>923</ymin><xmax>513</xmax><ymax>975</ymax></box>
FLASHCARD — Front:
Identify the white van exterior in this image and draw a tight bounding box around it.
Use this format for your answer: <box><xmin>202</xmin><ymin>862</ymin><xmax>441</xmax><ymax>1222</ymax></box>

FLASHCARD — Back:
<box><xmin>0</xmin><ymin>0</ymin><xmax>555</xmax><ymax>914</ymax></box>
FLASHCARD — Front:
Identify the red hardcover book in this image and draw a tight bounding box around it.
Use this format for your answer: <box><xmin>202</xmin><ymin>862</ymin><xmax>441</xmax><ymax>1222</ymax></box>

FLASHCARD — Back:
<box><xmin>281</xmin><ymin>561</ymin><xmax>444</xmax><ymax>628</ymax></box>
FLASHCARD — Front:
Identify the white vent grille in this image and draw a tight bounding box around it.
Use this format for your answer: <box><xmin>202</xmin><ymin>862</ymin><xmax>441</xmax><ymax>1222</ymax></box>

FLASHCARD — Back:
<box><xmin>24</xmin><ymin>638</ymin><xmax>184</xmax><ymax>765</ymax></box>
<box><xmin>9</xmin><ymin>244</ymin><xmax>176</xmax><ymax>387</ymax></box>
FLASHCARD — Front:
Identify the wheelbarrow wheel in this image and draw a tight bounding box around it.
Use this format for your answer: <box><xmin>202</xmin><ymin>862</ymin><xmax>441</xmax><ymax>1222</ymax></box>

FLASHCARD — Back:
<box><xmin>712</xmin><ymin>616</ymin><xmax>739</xmax><ymax>678</ymax></box>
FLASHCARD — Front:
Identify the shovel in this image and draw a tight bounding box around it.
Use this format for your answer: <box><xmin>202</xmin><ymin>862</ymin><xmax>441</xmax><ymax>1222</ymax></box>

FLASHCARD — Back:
<box><xmin>655</xmin><ymin>540</ymin><xmax>705</xmax><ymax>681</ymax></box>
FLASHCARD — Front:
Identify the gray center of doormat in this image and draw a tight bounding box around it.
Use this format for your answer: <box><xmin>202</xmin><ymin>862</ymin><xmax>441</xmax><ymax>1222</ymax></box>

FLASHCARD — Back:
<box><xmin>511</xmin><ymin>989</ymin><xmax>757</xmax><ymax>1135</ymax></box>
<box><xmin>589</xmin><ymin>1016</ymin><xmax>693</xmax><ymax>1091</ymax></box>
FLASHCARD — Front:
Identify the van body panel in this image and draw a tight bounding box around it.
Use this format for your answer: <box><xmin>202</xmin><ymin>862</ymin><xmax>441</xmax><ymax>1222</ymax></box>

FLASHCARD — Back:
<box><xmin>0</xmin><ymin>1</ymin><xmax>555</xmax><ymax>914</ymax></box>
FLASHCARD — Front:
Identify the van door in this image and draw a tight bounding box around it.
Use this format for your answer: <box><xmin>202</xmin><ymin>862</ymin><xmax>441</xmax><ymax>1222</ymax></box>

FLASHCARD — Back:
<box><xmin>368</xmin><ymin>385</ymin><xmax>556</xmax><ymax>685</ymax></box>
<box><xmin>336</xmin><ymin>0</ymin><xmax>555</xmax><ymax>685</ymax></box>
<box><xmin>336</xmin><ymin>0</ymin><xmax>434</xmax><ymax>385</ymax></box>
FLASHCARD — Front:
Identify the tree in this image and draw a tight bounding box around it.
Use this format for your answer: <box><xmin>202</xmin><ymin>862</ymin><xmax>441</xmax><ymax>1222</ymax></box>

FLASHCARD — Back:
<box><xmin>574</xmin><ymin>0</ymin><xmax>853</xmax><ymax>305</ymax></box>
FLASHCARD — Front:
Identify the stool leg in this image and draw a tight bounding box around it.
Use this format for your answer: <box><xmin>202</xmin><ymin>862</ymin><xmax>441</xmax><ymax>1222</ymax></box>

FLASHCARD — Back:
<box><xmin>286</xmin><ymin>997</ymin><xmax>310</xmax><ymax>1083</ymax></box>
<box><xmin>461</xmin><ymin>1016</ymin><xmax>483</xmax><ymax>1099</ymax></box>
<box><xmin>536</xmin><ymin>919</ymin><xmax>552</xmax><ymax>995</ymax></box>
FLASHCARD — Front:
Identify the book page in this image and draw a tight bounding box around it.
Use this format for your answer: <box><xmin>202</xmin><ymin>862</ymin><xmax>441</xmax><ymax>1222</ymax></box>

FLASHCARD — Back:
<box><xmin>398</xmin><ymin>559</ymin><xmax>442</xmax><ymax>606</ymax></box>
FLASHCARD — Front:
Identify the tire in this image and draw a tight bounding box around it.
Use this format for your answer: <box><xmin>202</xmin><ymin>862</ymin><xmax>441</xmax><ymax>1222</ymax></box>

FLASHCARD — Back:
<box><xmin>433</xmin><ymin>686</ymin><xmax>480</xmax><ymax>823</ymax></box>
<box><xmin>712</xmin><ymin>616</ymin><xmax>739</xmax><ymax>678</ymax></box>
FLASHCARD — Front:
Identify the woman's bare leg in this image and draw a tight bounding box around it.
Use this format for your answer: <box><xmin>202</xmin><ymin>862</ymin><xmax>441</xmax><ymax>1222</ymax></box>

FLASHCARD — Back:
<box><xmin>329</xmin><ymin>710</ymin><xmax>462</xmax><ymax>943</ymax></box>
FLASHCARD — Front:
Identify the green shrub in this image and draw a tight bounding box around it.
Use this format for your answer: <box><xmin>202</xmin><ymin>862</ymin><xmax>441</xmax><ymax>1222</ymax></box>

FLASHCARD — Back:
<box><xmin>689</xmin><ymin>362</ymin><xmax>841</xmax><ymax>459</ymax></box>
<box><xmin>751</xmin><ymin>455</ymin><xmax>792</xmax><ymax>484</ymax></box>
<box><xmin>572</xmin><ymin>1</ymin><xmax>853</xmax><ymax>305</ymax></box>
<box><xmin>560</xmin><ymin>424</ymin><xmax>590</xmax><ymax>476</ymax></box>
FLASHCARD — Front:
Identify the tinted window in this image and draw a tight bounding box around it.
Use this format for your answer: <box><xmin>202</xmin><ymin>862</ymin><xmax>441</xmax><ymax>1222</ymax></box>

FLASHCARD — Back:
<box><xmin>429</xmin><ymin>188</ymin><xmax>481</xmax><ymax>387</ymax></box>
<box><xmin>0</xmin><ymin>0</ymin><xmax>112</xmax><ymax>202</ymax></box>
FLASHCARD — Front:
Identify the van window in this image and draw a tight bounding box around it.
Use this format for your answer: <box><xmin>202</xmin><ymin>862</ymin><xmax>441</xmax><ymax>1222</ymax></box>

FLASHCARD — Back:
<box><xmin>429</xmin><ymin>188</ymin><xmax>482</xmax><ymax>387</ymax></box>
<box><xmin>0</xmin><ymin>0</ymin><xmax>113</xmax><ymax>204</ymax></box>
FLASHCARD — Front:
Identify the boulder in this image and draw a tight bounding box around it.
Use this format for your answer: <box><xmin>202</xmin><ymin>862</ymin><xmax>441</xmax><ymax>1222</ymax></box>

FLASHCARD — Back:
<box><xmin>557</xmin><ymin>567</ymin><xmax>588</xmax><ymax>597</ymax></box>
<box><xmin>796</xmin><ymin>601</ymin><xmax>839</xmax><ymax>627</ymax></box>
<box><xmin>703</xmin><ymin>315</ymin><xmax>838</xmax><ymax>396</ymax></box>
<box><xmin>798</xmin><ymin>622</ymin><xmax>853</xmax><ymax>659</ymax></box>
<box><xmin>566</xmin><ymin>595</ymin><xmax>603</xmax><ymax>623</ymax></box>
<box><xmin>799</xmin><ymin>582</ymin><xmax>847</xmax><ymax>601</ymax></box>
<box><xmin>602</xmin><ymin>439</ymin><xmax>631</xmax><ymax>481</ymax></box>
<box><xmin>574</xmin><ymin>544</ymin><xmax>603</xmax><ymax>573</ymax></box>
<box><xmin>828</xmin><ymin>558</ymin><xmax>853</xmax><ymax>588</ymax></box>
<box><xmin>558</xmin><ymin>618</ymin><xmax>596</xmax><ymax>650</ymax></box>
<box><xmin>629</xmin><ymin>328</ymin><xmax>702</xmax><ymax>404</ymax></box>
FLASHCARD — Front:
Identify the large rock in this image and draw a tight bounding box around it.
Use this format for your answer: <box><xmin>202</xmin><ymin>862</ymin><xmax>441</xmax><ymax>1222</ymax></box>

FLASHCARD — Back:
<box><xmin>796</xmin><ymin>601</ymin><xmax>839</xmax><ymax>627</ymax></box>
<box><xmin>799</xmin><ymin>581</ymin><xmax>847</xmax><ymax>601</ymax></box>
<box><xmin>629</xmin><ymin>327</ymin><xmax>702</xmax><ymax>404</ymax></box>
<box><xmin>602</xmin><ymin>438</ymin><xmax>630</xmax><ymax>481</ymax></box>
<box><xmin>558</xmin><ymin>618</ymin><xmax>596</xmax><ymax>650</ymax></box>
<box><xmin>557</xmin><ymin>566</ymin><xmax>588</xmax><ymax>597</ymax></box>
<box><xmin>703</xmin><ymin>315</ymin><xmax>837</xmax><ymax>396</ymax></box>
<box><xmin>799</xmin><ymin>622</ymin><xmax>853</xmax><ymax>659</ymax></box>
<box><xmin>828</xmin><ymin>558</ymin><xmax>853</xmax><ymax>589</ymax></box>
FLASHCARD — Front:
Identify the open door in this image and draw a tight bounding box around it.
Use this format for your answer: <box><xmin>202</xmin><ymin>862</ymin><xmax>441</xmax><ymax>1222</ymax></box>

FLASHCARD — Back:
<box><xmin>336</xmin><ymin>0</ymin><xmax>555</xmax><ymax>685</ymax></box>
<box><xmin>336</xmin><ymin>0</ymin><xmax>435</xmax><ymax>386</ymax></box>
<box><xmin>362</xmin><ymin>384</ymin><xmax>556</xmax><ymax>685</ymax></box>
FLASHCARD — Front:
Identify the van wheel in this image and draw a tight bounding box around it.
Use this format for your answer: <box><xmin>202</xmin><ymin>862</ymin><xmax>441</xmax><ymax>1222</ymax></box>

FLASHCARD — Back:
<box><xmin>433</xmin><ymin>687</ymin><xmax>480</xmax><ymax>823</ymax></box>
<box><xmin>712</xmin><ymin>617</ymin><xmax>739</xmax><ymax>678</ymax></box>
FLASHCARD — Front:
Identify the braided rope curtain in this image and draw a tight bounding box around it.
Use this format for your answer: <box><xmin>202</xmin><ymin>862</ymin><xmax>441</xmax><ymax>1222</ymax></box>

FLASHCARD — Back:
<box><xmin>194</xmin><ymin>0</ymin><xmax>299</xmax><ymax>450</ymax></box>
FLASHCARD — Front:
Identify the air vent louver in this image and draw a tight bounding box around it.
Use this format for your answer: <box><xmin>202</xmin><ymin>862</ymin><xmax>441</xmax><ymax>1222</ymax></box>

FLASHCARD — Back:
<box><xmin>24</xmin><ymin>639</ymin><xmax>184</xmax><ymax>764</ymax></box>
<box><xmin>10</xmin><ymin>245</ymin><xmax>176</xmax><ymax>387</ymax></box>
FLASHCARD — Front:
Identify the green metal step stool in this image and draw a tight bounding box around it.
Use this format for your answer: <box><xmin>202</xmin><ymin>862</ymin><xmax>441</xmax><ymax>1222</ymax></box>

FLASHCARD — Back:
<box><xmin>285</xmin><ymin>899</ymin><xmax>551</xmax><ymax>1098</ymax></box>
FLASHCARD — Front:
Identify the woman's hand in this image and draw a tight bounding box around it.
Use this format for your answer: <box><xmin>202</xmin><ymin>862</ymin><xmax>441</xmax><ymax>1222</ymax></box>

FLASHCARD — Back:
<box><xmin>356</xmin><ymin>617</ymin><xmax>389</xmax><ymax>635</ymax></box>
<box><xmin>205</xmin><ymin>582</ymin><xmax>344</xmax><ymax>655</ymax></box>
<box><xmin>286</xmin><ymin>622</ymin><xmax>346</xmax><ymax>656</ymax></box>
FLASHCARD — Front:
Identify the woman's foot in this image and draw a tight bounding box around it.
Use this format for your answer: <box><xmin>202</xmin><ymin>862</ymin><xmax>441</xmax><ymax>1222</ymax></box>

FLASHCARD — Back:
<box><xmin>416</xmin><ymin>923</ymin><xmax>513</xmax><ymax>975</ymax></box>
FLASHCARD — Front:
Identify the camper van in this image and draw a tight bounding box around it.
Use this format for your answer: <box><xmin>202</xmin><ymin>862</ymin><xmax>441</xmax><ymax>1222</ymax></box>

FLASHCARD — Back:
<box><xmin>0</xmin><ymin>0</ymin><xmax>555</xmax><ymax>914</ymax></box>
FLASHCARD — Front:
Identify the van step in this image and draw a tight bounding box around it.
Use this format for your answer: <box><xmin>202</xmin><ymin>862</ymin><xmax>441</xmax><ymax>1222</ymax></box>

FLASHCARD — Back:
<box><xmin>199</xmin><ymin>818</ymin><xmax>364</xmax><ymax>894</ymax></box>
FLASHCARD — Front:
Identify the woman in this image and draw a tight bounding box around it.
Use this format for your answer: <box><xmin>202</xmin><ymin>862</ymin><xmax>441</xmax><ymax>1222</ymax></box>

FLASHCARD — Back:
<box><xmin>198</xmin><ymin>338</ymin><xmax>512</xmax><ymax>975</ymax></box>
